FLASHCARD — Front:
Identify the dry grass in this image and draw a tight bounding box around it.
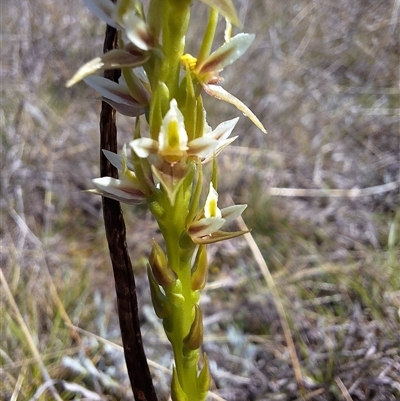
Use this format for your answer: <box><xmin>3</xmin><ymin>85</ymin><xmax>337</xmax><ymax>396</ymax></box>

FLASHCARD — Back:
<box><xmin>1</xmin><ymin>0</ymin><xmax>399</xmax><ymax>400</ymax></box>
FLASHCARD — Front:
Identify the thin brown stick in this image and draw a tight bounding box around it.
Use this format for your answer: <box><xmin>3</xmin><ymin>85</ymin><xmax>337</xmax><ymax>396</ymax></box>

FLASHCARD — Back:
<box><xmin>100</xmin><ymin>20</ymin><xmax>158</xmax><ymax>401</ymax></box>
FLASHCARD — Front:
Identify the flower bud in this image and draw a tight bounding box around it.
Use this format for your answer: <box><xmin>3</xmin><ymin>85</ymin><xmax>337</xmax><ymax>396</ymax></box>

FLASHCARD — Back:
<box><xmin>191</xmin><ymin>245</ymin><xmax>208</xmax><ymax>291</ymax></box>
<box><xmin>198</xmin><ymin>353</ymin><xmax>211</xmax><ymax>399</ymax></box>
<box><xmin>147</xmin><ymin>265</ymin><xmax>171</xmax><ymax>319</ymax></box>
<box><xmin>183</xmin><ymin>305</ymin><xmax>203</xmax><ymax>351</ymax></box>
<box><xmin>149</xmin><ymin>240</ymin><xmax>177</xmax><ymax>288</ymax></box>
<box><xmin>171</xmin><ymin>367</ymin><xmax>188</xmax><ymax>401</ymax></box>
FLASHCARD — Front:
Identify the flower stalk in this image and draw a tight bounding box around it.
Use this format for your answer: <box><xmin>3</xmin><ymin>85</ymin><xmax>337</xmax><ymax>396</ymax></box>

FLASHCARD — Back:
<box><xmin>68</xmin><ymin>0</ymin><xmax>266</xmax><ymax>399</ymax></box>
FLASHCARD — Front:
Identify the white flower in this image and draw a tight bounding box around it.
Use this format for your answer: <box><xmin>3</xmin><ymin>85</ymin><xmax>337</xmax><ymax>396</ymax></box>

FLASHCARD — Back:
<box><xmin>187</xmin><ymin>183</ymin><xmax>248</xmax><ymax>244</ymax></box>
<box><xmin>88</xmin><ymin>145</ymin><xmax>147</xmax><ymax>204</ymax></box>
<box><xmin>66</xmin><ymin>0</ymin><xmax>153</xmax><ymax>88</ymax></box>
<box><xmin>204</xmin><ymin>183</ymin><xmax>222</xmax><ymax>219</ymax></box>
<box><xmin>182</xmin><ymin>34</ymin><xmax>267</xmax><ymax>134</ymax></box>
<box><xmin>131</xmin><ymin>99</ymin><xmax>238</xmax><ymax>165</ymax></box>
<box><xmin>83</xmin><ymin>75</ymin><xmax>149</xmax><ymax>117</ymax></box>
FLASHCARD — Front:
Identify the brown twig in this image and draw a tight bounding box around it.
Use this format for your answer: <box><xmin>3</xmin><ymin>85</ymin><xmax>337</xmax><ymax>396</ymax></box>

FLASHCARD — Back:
<box><xmin>100</xmin><ymin>21</ymin><xmax>158</xmax><ymax>401</ymax></box>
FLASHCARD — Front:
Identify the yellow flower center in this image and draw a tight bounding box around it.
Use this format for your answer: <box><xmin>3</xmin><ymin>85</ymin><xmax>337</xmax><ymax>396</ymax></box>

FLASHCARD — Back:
<box><xmin>167</xmin><ymin>120</ymin><xmax>180</xmax><ymax>148</ymax></box>
<box><xmin>181</xmin><ymin>53</ymin><xmax>197</xmax><ymax>71</ymax></box>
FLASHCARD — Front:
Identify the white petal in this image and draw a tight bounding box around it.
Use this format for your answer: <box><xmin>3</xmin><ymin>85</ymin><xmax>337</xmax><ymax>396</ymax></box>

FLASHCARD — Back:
<box><xmin>202</xmin><ymin>136</ymin><xmax>237</xmax><ymax>164</ymax></box>
<box><xmin>102</xmin><ymin>150</ymin><xmax>134</xmax><ymax>171</ymax></box>
<box><xmin>197</xmin><ymin>0</ymin><xmax>241</xmax><ymax>27</ymax></box>
<box><xmin>66</xmin><ymin>50</ymin><xmax>147</xmax><ymax>87</ymax></box>
<box><xmin>203</xmin><ymin>84</ymin><xmax>267</xmax><ymax>133</ymax></box>
<box><xmin>101</xmin><ymin>98</ymin><xmax>145</xmax><ymax>117</ymax></box>
<box><xmin>87</xmin><ymin>188</ymin><xmax>143</xmax><ymax>204</ymax></box>
<box><xmin>158</xmin><ymin>99</ymin><xmax>188</xmax><ymax>161</ymax></box>
<box><xmin>204</xmin><ymin>183</ymin><xmax>222</xmax><ymax>218</ymax></box>
<box><xmin>102</xmin><ymin>49</ymin><xmax>149</xmax><ymax>68</ymax></box>
<box><xmin>198</xmin><ymin>34</ymin><xmax>254</xmax><ymax>74</ymax></box>
<box><xmin>221</xmin><ymin>204</ymin><xmax>247</xmax><ymax>223</ymax></box>
<box><xmin>130</xmin><ymin>138</ymin><xmax>159</xmax><ymax>158</ymax></box>
<box><xmin>66</xmin><ymin>57</ymin><xmax>103</xmax><ymax>87</ymax></box>
<box><xmin>84</xmin><ymin>76</ymin><xmax>138</xmax><ymax>106</ymax></box>
<box><xmin>188</xmin><ymin>217</ymin><xmax>226</xmax><ymax>238</ymax></box>
<box><xmin>102</xmin><ymin>150</ymin><xmax>123</xmax><ymax>170</ymax></box>
<box><xmin>187</xmin><ymin>137</ymin><xmax>218</xmax><ymax>158</ymax></box>
<box><xmin>209</xmin><ymin>117</ymin><xmax>239</xmax><ymax>140</ymax></box>
<box><xmin>92</xmin><ymin>177</ymin><xmax>144</xmax><ymax>203</ymax></box>
<box><xmin>114</xmin><ymin>2</ymin><xmax>153</xmax><ymax>51</ymax></box>
<box><xmin>123</xmin><ymin>13</ymin><xmax>153</xmax><ymax>51</ymax></box>
<box><xmin>82</xmin><ymin>0</ymin><xmax>120</xmax><ymax>29</ymax></box>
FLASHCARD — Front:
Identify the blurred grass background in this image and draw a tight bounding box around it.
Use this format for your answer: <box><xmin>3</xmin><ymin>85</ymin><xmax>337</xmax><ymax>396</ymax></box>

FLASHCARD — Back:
<box><xmin>1</xmin><ymin>0</ymin><xmax>399</xmax><ymax>400</ymax></box>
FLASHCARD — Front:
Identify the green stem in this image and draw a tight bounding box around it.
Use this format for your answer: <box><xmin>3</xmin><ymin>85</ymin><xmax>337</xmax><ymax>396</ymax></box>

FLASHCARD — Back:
<box><xmin>155</xmin><ymin>185</ymin><xmax>203</xmax><ymax>399</ymax></box>
<box><xmin>159</xmin><ymin>0</ymin><xmax>191</xmax><ymax>98</ymax></box>
<box><xmin>169</xmin><ymin>260</ymin><xmax>199</xmax><ymax>394</ymax></box>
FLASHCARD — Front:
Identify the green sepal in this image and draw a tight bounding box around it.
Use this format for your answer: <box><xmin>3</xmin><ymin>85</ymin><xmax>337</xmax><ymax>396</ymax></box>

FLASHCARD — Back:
<box><xmin>122</xmin><ymin>67</ymin><xmax>149</xmax><ymax>106</ymax></box>
<box><xmin>196</xmin><ymin>8</ymin><xmax>219</xmax><ymax>66</ymax></box>
<box><xmin>149</xmin><ymin>81</ymin><xmax>169</xmax><ymax>139</ymax></box>
<box><xmin>165</xmin><ymin>288</ymin><xmax>185</xmax><ymax>308</ymax></box>
<box><xmin>163</xmin><ymin>316</ymin><xmax>174</xmax><ymax>335</ymax></box>
<box><xmin>147</xmin><ymin>265</ymin><xmax>171</xmax><ymax>319</ymax></box>
<box><xmin>147</xmin><ymin>0</ymin><xmax>164</xmax><ymax>41</ymax></box>
<box><xmin>183</xmin><ymin>348</ymin><xmax>200</xmax><ymax>368</ymax></box>
<box><xmin>149</xmin><ymin>240</ymin><xmax>177</xmax><ymax>287</ymax></box>
<box><xmin>182</xmin><ymin>64</ymin><xmax>197</xmax><ymax>141</ymax></box>
<box><xmin>183</xmin><ymin>305</ymin><xmax>203</xmax><ymax>351</ymax></box>
<box><xmin>192</xmin><ymin>289</ymin><xmax>201</xmax><ymax>304</ymax></box>
<box><xmin>194</xmin><ymin>96</ymin><xmax>205</xmax><ymax>138</ymax></box>
<box><xmin>181</xmin><ymin>161</ymin><xmax>197</xmax><ymax>213</ymax></box>
<box><xmin>148</xmin><ymin>195</ymin><xmax>165</xmax><ymax>220</ymax></box>
<box><xmin>171</xmin><ymin>367</ymin><xmax>189</xmax><ymax>401</ymax></box>
<box><xmin>186</xmin><ymin>162</ymin><xmax>203</xmax><ymax>227</ymax></box>
<box><xmin>180</xmin><ymin>242</ymin><xmax>196</xmax><ymax>265</ymax></box>
<box><xmin>151</xmin><ymin>161</ymin><xmax>189</xmax><ymax>206</ymax></box>
<box><xmin>191</xmin><ymin>245</ymin><xmax>208</xmax><ymax>291</ymax></box>
<box><xmin>211</xmin><ymin>154</ymin><xmax>218</xmax><ymax>190</ymax></box>
<box><xmin>179</xmin><ymin>230</ymin><xmax>195</xmax><ymax>251</ymax></box>
<box><xmin>198</xmin><ymin>353</ymin><xmax>211</xmax><ymax>400</ymax></box>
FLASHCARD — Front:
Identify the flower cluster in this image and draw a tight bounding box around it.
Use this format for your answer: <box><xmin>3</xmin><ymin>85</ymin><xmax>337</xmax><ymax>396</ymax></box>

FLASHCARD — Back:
<box><xmin>68</xmin><ymin>0</ymin><xmax>265</xmax><ymax>399</ymax></box>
